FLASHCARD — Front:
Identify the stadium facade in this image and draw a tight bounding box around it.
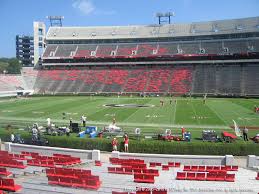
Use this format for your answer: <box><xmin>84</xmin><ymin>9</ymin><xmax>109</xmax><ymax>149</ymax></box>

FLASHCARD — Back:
<box><xmin>9</xmin><ymin>17</ymin><xmax>259</xmax><ymax>96</ymax></box>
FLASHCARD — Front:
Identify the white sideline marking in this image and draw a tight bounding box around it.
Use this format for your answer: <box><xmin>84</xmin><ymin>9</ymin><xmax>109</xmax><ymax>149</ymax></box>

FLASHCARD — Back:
<box><xmin>32</xmin><ymin>111</ymin><xmax>44</xmax><ymax>114</ymax></box>
<box><xmin>104</xmin><ymin>114</ymin><xmax>116</xmax><ymax>117</ymax></box>
<box><xmin>66</xmin><ymin>112</ymin><xmax>78</xmax><ymax>115</ymax></box>
<box><xmin>145</xmin><ymin>115</ymin><xmax>164</xmax><ymax>118</ymax></box>
<box><xmin>2</xmin><ymin>110</ymin><xmax>13</xmax><ymax>113</ymax></box>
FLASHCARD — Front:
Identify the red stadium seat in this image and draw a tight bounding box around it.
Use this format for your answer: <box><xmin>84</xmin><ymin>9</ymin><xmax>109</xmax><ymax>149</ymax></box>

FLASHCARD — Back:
<box><xmin>183</xmin><ymin>165</ymin><xmax>191</xmax><ymax>171</ymax></box>
<box><xmin>95</xmin><ymin>160</ymin><xmax>102</xmax><ymax>166</ymax></box>
<box><xmin>198</xmin><ymin>166</ymin><xmax>206</xmax><ymax>172</ymax></box>
<box><xmin>168</xmin><ymin>162</ymin><xmax>175</xmax><ymax>167</ymax></box>
<box><xmin>215</xmin><ymin>172</ymin><xmax>226</xmax><ymax>181</ymax></box>
<box><xmin>206</xmin><ymin>172</ymin><xmax>217</xmax><ymax>181</ymax></box>
<box><xmin>231</xmin><ymin>166</ymin><xmax>238</xmax><ymax>171</ymax></box>
<box><xmin>176</xmin><ymin>172</ymin><xmax>186</xmax><ymax>180</ymax></box>
<box><xmin>256</xmin><ymin>172</ymin><xmax>259</xmax><ymax>180</ymax></box>
<box><xmin>72</xmin><ymin>179</ymin><xmax>84</xmax><ymax>188</ymax></box>
<box><xmin>0</xmin><ymin>168</ymin><xmax>12</xmax><ymax>177</ymax></box>
<box><xmin>225</xmin><ymin>174</ymin><xmax>235</xmax><ymax>182</ymax></box>
<box><xmin>206</xmin><ymin>166</ymin><xmax>214</xmax><ymax>172</ymax></box>
<box><xmin>196</xmin><ymin>173</ymin><xmax>206</xmax><ymax>181</ymax></box>
<box><xmin>162</xmin><ymin>165</ymin><xmax>169</xmax><ymax>171</ymax></box>
<box><xmin>48</xmin><ymin>176</ymin><xmax>59</xmax><ymax>185</ymax></box>
<box><xmin>186</xmin><ymin>172</ymin><xmax>196</xmax><ymax>180</ymax></box>
<box><xmin>191</xmin><ymin>166</ymin><xmax>198</xmax><ymax>171</ymax></box>
<box><xmin>108</xmin><ymin>167</ymin><xmax>116</xmax><ymax>173</ymax></box>
<box><xmin>59</xmin><ymin>177</ymin><xmax>72</xmax><ymax>187</ymax></box>
<box><xmin>0</xmin><ymin>178</ymin><xmax>22</xmax><ymax>192</ymax></box>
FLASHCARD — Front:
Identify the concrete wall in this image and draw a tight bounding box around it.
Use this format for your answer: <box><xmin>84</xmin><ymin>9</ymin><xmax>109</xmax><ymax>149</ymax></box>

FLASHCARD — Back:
<box><xmin>247</xmin><ymin>155</ymin><xmax>259</xmax><ymax>168</ymax></box>
<box><xmin>111</xmin><ymin>151</ymin><xmax>235</xmax><ymax>166</ymax></box>
<box><xmin>4</xmin><ymin>142</ymin><xmax>100</xmax><ymax>160</ymax></box>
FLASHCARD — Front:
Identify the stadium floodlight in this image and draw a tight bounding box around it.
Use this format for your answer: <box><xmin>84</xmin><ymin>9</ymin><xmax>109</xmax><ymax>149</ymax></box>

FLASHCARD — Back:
<box><xmin>46</xmin><ymin>16</ymin><xmax>64</xmax><ymax>27</ymax></box>
<box><xmin>155</xmin><ymin>11</ymin><xmax>175</xmax><ymax>25</ymax></box>
<box><xmin>156</xmin><ymin>13</ymin><xmax>163</xmax><ymax>17</ymax></box>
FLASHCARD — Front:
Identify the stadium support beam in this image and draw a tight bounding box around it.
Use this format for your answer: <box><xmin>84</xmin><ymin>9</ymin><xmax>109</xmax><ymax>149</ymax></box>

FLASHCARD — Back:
<box><xmin>46</xmin><ymin>16</ymin><xmax>64</xmax><ymax>27</ymax></box>
<box><xmin>156</xmin><ymin>12</ymin><xmax>175</xmax><ymax>25</ymax></box>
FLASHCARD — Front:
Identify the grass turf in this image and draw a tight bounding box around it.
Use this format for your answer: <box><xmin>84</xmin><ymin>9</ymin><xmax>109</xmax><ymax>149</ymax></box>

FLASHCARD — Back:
<box><xmin>0</xmin><ymin>96</ymin><xmax>259</xmax><ymax>139</ymax></box>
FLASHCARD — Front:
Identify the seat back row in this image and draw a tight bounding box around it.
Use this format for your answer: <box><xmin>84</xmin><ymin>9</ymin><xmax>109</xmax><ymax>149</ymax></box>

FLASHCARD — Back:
<box><xmin>134</xmin><ymin>174</ymin><xmax>155</xmax><ymax>184</ymax></box>
<box><xmin>108</xmin><ymin>167</ymin><xmax>159</xmax><ymax>176</ymax></box>
<box><xmin>0</xmin><ymin>158</ymin><xmax>26</xmax><ymax>169</ymax></box>
<box><xmin>183</xmin><ymin>165</ymin><xmax>238</xmax><ymax>172</ymax></box>
<box><xmin>0</xmin><ymin>177</ymin><xmax>22</xmax><ymax>192</ymax></box>
<box><xmin>176</xmin><ymin>171</ymin><xmax>235</xmax><ymax>182</ymax></box>
<box><xmin>110</xmin><ymin>158</ymin><xmax>145</xmax><ymax>165</ymax></box>
<box><xmin>0</xmin><ymin>168</ymin><xmax>12</xmax><ymax>177</ymax></box>
<box><xmin>46</xmin><ymin>167</ymin><xmax>91</xmax><ymax>178</ymax></box>
<box><xmin>48</xmin><ymin>175</ymin><xmax>100</xmax><ymax>190</ymax></box>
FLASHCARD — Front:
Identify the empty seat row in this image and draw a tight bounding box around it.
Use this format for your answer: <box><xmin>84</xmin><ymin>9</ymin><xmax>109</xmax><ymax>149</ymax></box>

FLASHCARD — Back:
<box><xmin>0</xmin><ymin>168</ymin><xmax>12</xmax><ymax>177</ymax></box>
<box><xmin>0</xmin><ymin>158</ymin><xmax>26</xmax><ymax>169</ymax></box>
<box><xmin>0</xmin><ymin>178</ymin><xmax>22</xmax><ymax>192</ymax></box>
<box><xmin>176</xmin><ymin>171</ymin><xmax>235</xmax><ymax>182</ymax></box>
<box><xmin>110</xmin><ymin>158</ymin><xmax>145</xmax><ymax>165</ymax></box>
<box><xmin>27</xmin><ymin>159</ymin><xmax>55</xmax><ymax>168</ymax></box>
<box><xmin>183</xmin><ymin>165</ymin><xmax>238</xmax><ymax>172</ymax></box>
<box><xmin>48</xmin><ymin>175</ymin><xmax>100</xmax><ymax>190</ymax></box>
<box><xmin>46</xmin><ymin>167</ymin><xmax>91</xmax><ymax>178</ymax></box>
<box><xmin>95</xmin><ymin>160</ymin><xmax>102</xmax><ymax>166</ymax></box>
<box><xmin>108</xmin><ymin>167</ymin><xmax>159</xmax><ymax>176</ymax></box>
<box><xmin>134</xmin><ymin>174</ymin><xmax>155</xmax><ymax>184</ymax></box>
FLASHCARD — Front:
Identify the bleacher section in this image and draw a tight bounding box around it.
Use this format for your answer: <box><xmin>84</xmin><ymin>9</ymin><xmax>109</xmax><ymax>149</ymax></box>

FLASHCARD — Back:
<box><xmin>42</xmin><ymin>39</ymin><xmax>259</xmax><ymax>59</ymax></box>
<box><xmin>34</xmin><ymin>67</ymin><xmax>193</xmax><ymax>94</ymax></box>
<box><xmin>0</xmin><ymin>75</ymin><xmax>24</xmax><ymax>92</ymax></box>
<box><xmin>32</xmin><ymin>64</ymin><xmax>259</xmax><ymax>95</ymax></box>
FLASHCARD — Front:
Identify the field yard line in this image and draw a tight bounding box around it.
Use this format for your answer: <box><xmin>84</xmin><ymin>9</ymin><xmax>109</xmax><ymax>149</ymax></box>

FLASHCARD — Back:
<box><xmin>122</xmin><ymin>98</ymin><xmax>153</xmax><ymax>123</ymax></box>
<box><xmin>46</xmin><ymin>98</ymin><xmax>106</xmax><ymax>119</ymax></box>
<box><xmin>172</xmin><ymin>99</ymin><xmax>177</xmax><ymax>125</ymax></box>
<box><xmin>224</xmin><ymin>101</ymin><xmax>255</xmax><ymax>126</ymax></box>
<box><xmin>205</xmin><ymin>102</ymin><xmax>229</xmax><ymax>127</ymax></box>
<box><xmin>189</xmin><ymin>100</ymin><xmax>201</xmax><ymax>125</ymax></box>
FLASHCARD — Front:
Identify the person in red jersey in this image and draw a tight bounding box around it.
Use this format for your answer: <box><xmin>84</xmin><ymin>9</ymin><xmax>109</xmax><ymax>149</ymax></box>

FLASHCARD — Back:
<box><xmin>124</xmin><ymin>134</ymin><xmax>129</xmax><ymax>152</ymax></box>
<box><xmin>111</xmin><ymin>137</ymin><xmax>118</xmax><ymax>151</ymax></box>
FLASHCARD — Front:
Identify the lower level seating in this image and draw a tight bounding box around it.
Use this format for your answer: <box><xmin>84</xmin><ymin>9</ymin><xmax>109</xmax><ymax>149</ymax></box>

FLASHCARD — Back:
<box><xmin>0</xmin><ymin>178</ymin><xmax>22</xmax><ymax>192</ymax></box>
<box><xmin>33</xmin><ymin>63</ymin><xmax>259</xmax><ymax>95</ymax></box>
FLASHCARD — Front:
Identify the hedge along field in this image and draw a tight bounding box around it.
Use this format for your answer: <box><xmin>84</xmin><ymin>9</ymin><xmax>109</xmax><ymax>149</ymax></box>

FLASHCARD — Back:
<box><xmin>1</xmin><ymin>129</ymin><xmax>258</xmax><ymax>156</ymax></box>
<box><xmin>46</xmin><ymin>135</ymin><xmax>259</xmax><ymax>156</ymax></box>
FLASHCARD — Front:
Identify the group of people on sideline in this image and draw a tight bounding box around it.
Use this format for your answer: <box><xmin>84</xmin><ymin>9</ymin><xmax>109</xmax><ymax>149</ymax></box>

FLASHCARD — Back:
<box><xmin>112</xmin><ymin>134</ymin><xmax>129</xmax><ymax>152</ymax></box>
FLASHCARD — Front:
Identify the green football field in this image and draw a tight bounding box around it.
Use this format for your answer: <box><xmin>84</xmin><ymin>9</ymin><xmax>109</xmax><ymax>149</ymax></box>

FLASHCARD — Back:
<box><xmin>0</xmin><ymin>96</ymin><xmax>259</xmax><ymax>138</ymax></box>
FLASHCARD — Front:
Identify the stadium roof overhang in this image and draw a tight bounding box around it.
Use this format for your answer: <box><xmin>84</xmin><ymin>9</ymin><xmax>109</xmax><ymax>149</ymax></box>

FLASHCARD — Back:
<box><xmin>42</xmin><ymin>59</ymin><xmax>259</xmax><ymax>66</ymax></box>
<box><xmin>45</xmin><ymin>16</ymin><xmax>259</xmax><ymax>41</ymax></box>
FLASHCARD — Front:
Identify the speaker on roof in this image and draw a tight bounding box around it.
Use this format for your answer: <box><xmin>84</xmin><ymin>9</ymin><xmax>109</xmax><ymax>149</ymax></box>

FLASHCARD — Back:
<box><xmin>177</xmin><ymin>49</ymin><xmax>183</xmax><ymax>54</ymax></box>
<box><xmin>152</xmin><ymin>49</ymin><xmax>158</xmax><ymax>55</ymax></box>
<box><xmin>132</xmin><ymin>50</ymin><xmax>137</xmax><ymax>55</ymax></box>
<box><xmin>111</xmin><ymin>51</ymin><xmax>116</xmax><ymax>56</ymax></box>
<box><xmin>223</xmin><ymin>47</ymin><xmax>229</xmax><ymax>53</ymax></box>
<box><xmin>90</xmin><ymin>51</ymin><xmax>96</xmax><ymax>56</ymax></box>
<box><xmin>199</xmin><ymin>48</ymin><xmax>206</xmax><ymax>54</ymax></box>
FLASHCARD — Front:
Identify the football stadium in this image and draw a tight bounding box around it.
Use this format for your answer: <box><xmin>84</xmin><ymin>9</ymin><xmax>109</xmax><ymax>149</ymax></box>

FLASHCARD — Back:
<box><xmin>0</xmin><ymin>0</ymin><xmax>259</xmax><ymax>193</ymax></box>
